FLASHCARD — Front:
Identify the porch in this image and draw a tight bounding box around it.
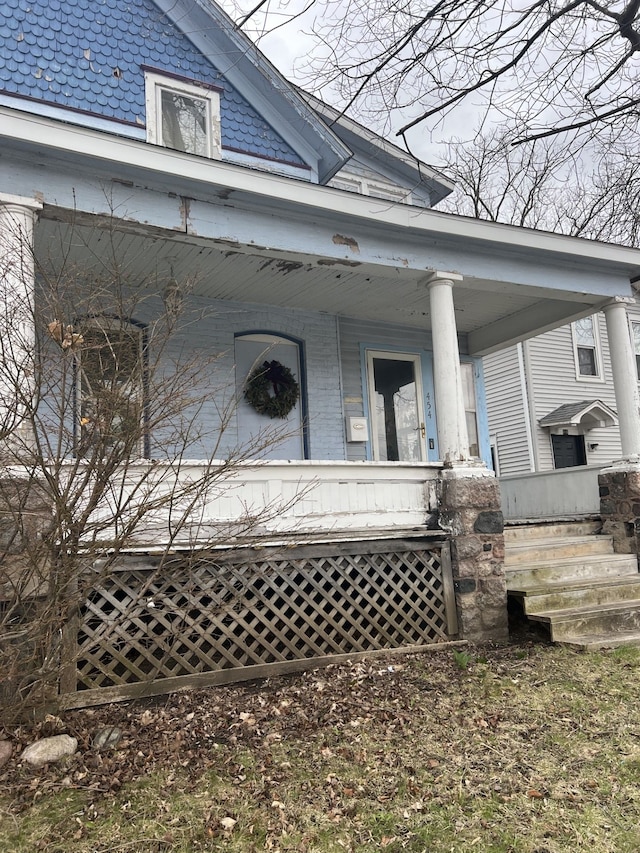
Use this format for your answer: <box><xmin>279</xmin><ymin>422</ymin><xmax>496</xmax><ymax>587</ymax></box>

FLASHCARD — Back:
<box><xmin>500</xmin><ymin>466</ymin><xmax>640</xmax><ymax>648</ymax></box>
<box><xmin>4</xmin><ymin>111</ymin><xmax>640</xmax><ymax>708</ymax></box>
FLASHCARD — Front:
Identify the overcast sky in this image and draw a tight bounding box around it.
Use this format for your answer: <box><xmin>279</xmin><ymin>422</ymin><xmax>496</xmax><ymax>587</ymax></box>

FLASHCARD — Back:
<box><xmin>217</xmin><ymin>0</ymin><xmax>477</xmax><ymax>166</ymax></box>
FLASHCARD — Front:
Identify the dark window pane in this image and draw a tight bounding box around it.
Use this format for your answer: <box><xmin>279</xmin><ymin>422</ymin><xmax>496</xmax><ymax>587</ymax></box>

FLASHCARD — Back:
<box><xmin>577</xmin><ymin>346</ymin><xmax>597</xmax><ymax>376</ymax></box>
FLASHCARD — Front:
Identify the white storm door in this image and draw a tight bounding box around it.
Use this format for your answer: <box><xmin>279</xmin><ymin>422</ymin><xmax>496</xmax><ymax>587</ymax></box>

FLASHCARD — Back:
<box><xmin>235</xmin><ymin>334</ymin><xmax>305</xmax><ymax>460</ymax></box>
<box><xmin>366</xmin><ymin>351</ymin><xmax>427</xmax><ymax>462</ymax></box>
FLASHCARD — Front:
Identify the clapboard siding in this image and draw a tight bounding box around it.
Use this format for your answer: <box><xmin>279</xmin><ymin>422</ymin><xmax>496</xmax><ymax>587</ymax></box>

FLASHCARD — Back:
<box><xmin>338</xmin><ymin>317</ymin><xmax>434</xmax><ymax>462</ymax></box>
<box><xmin>483</xmin><ymin>346</ymin><xmax>532</xmax><ymax>475</ymax></box>
<box><xmin>484</xmin><ymin>310</ymin><xmax>640</xmax><ymax>476</ymax></box>
<box><xmin>527</xmin><ymin>316</ymin><xmax>621</xmax><ymax>471</ymax></box>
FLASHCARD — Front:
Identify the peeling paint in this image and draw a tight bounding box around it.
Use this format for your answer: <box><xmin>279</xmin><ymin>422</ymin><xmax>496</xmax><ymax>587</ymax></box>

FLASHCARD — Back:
<box><xmin>332</xmin><ymin>234</ymin><xmax>360</xmax><ymax>253</ymax></box>
<box><xmin>180</xmin><ymin>197</ymin><xmax>191</xmax><ymax>234</ymax></box>
<box><xmin>217</xmin><ymin>188</ymin><xmax>233</xmax><ymax>200</ymax></box>
<box><xmin>317</xmin><ymin>258</ymin><xmax>361</xmax><ymax>268</ymax></box>
<box><xmin>275</xmin><ymin>260</ymin><xmax>303</xmax><ymax>275</ymax></box>
<box><xmin>212</xmin><ymin>237</ymin><xmax>241</xmax><ymax>249</ymax></box>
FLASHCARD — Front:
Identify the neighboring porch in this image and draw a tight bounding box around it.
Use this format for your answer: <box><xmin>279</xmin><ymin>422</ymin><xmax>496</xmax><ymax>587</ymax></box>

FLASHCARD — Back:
<box><xmin>500</xmin><ymin>466</ymin><xmax>640</xmax><ymax>648</ymax></box>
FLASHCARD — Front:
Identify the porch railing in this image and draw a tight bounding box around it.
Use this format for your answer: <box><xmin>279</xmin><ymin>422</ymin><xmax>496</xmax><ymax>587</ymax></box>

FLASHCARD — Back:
<box><xmin>499</xmin><ymin>464</ymin><xmax>602</xmax><ymax>520</ymax></box>
<box><xmin>95</xmin><ymin>460</ymin><xmax>443</xmax><ymax>549</ymax></box>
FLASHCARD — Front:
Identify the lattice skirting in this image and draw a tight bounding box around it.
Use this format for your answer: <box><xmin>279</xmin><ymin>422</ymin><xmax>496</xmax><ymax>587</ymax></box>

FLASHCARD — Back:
<box><xmin>65</xmin><ymin>538</ymin><xmax>456</xmax><ymax>705</ymax></box>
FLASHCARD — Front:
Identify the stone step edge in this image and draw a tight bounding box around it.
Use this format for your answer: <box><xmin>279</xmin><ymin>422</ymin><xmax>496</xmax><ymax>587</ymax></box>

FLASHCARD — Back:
<box><xmin>505</xmin><ymin>535</ymin><xmax>612</xmax><ymax>551</ymax></box>
<box><xmin>529</xmin><ymin>598</ymin><xmax>640</xmax><ymax>623</ymax></box>
<box><xmin>508</xmin><ymin>575</ymin><xmax>640</xmax><ymax>597</ymax></box>
<box><xmin>506</xmin><ymin>533</ymin><xmax>613</xmax><ymax>549</ymax></box>
<box><xmin>504</xmin><ymin>520</ymin><xmax>601</xmax><ymax>536</ymax></box>
<box><xmin>558</xmin><ymin>632</ymin><xmax>640</xmax><ymax>650</ymax></box>
<box><xmin>505</xmin><ymin>553</ymin><xmax>634</xmax><ymax>572</ymax></box>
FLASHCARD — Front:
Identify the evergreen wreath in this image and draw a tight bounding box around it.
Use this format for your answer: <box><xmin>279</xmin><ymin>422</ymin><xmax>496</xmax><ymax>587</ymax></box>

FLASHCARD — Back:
<box><xmin>244</xmin><ymin>359</ymin><xmax>300</xmax><ymax>419</ymax></box>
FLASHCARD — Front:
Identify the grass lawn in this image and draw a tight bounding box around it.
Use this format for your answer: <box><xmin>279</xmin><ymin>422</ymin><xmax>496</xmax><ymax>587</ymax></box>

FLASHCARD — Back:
<box><xmin>2</xmin><ymin>641</ymin><xmax>640</xmax><ymax>852</ymax></box>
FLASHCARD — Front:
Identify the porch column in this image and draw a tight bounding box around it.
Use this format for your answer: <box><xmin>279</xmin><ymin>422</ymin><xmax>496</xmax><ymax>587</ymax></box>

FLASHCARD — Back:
<box><xmin>0</xmin><ymin>193</ymin><xmax>43</xmax><ymax>455</ymax></box>
<box><xmin>427</xmin><ymin>272</ymin><xmax>469</xmax><ymax>465</ymax></box>
<box><xmin>598</xmin><ymin>297</ymin><xmax>640</xmax><ymax>558</ymax></box>
<box><xmin>603</xmin><ymin>298</ymin><xmax>640</xmax><ymax>459</ymax></box>
<box><xmin>427</xmin><ymin>272</ymin><xmax>508</xmax><ymax>643</ymax></box>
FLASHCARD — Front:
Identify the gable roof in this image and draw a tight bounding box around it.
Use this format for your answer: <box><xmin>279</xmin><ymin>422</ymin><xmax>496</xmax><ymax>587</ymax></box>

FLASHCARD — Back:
<box><xmin>0</xmin><ymin>0</ymin><xmax>351</xmax><ymax>180</ymax></box>
<box><xmin>154</xmin><ymin>0</ymin><xmax>352</xmax><ymax>181</ymax></box>
<box><xmin>298</xmin><ymin>89</ymin><xmax>455</xmax><ymax>205</ymax></box>
<box><xmin>539</xmin><ymin>400</ymin><xmax>618</xmax><ymax>430</ymax></box>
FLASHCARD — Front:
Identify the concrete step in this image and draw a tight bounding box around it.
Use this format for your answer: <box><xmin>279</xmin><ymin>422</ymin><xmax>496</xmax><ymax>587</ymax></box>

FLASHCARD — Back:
<box><xmin>561</xmin><ymin>630</ymin><xmax>640</xmax><ymax>650</ymax></box>
<box><xmin>504</xmin><ymin>520</ymin><xmax>601</xmax><ymax>543</ymax></box>
<box><xmin>505</xmin><ymin>553</ymin><xmax>638</xmax><ymax>588</ymax></box>
<box><xmin>504</xmin><ymin>535</ymin><xmax>614</xmax><ymax>565</ymax></box>
<box><xmin>510</xmin><ymin>575</ymin><xmax>640</xmax><ymax>615</ymax></box>
<box><xmin>529</xmin><ymin>599</ymin><xmax>640</xmax><ymax>642</ymax></box>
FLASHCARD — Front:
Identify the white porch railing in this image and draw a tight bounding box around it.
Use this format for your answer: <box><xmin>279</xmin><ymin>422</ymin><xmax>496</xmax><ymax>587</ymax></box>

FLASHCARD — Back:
<box><xmin>499</xmin><ymin>465</ymin><xmax>602</xmax><ymax>520</ymax></box>
<box><xmin>97</xmin><ymin>460</ymin><xmax>443</xmax><ymax>549</ymax></box>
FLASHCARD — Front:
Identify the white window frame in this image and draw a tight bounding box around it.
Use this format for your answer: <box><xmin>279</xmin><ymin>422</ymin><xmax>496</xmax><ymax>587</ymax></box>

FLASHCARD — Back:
<box><xmin>76</xmin><ymin>318</ymin><xmax>147</xmax><ymax>457</ymax></box>
<box><xmin>460</xmin><ymin>360</ymin><xmax>480</xmax><ymax>458</ymax></box>
<box><xmin>145</xmin><ymin>70</ymin><xmax>221</xmax><ymax>159</ymax></box>
<box><xmin>631</xmin><ymin>319</ymin><xmax>640</xmax><ymax>382</ymax></box>
<box><xmin>572</xmin><ymin>315</ymin><xmax>604</xmax><ymax>381</ymax></box>
<box><xmin>328</xmin><ymin>172</ymin><xmax>411</xmax><ymax>204</ymax></box>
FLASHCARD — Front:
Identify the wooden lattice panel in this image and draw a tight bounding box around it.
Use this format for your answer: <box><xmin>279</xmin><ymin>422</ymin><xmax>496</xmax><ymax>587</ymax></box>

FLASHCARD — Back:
<box><xmin>75</xmin><ymin>540</ymin><xmax>454</xmax><ymax>692</ymax></box>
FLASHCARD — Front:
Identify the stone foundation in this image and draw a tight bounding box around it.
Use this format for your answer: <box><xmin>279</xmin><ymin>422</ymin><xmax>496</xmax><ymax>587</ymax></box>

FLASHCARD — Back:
<box><xmin>599</xmin><ymin>468</ymin><xmax>640</xmax><ymax>557</ymax></box>
<box><xmin>438</xmin><ymin>471</ymin><xmax>508</xmax><ymax>643</ymax></box>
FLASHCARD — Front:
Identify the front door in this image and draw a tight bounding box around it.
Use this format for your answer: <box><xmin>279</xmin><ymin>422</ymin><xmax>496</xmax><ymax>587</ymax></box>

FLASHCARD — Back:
<box><xmin>552</xmin><ymin>434</ymin><xmax>586</xmax><ymax>468</ymax></box>
<box><xmin>366</xmin><ymin>351</ymin><xmax>427</xmax><ymax>462</ymax></box>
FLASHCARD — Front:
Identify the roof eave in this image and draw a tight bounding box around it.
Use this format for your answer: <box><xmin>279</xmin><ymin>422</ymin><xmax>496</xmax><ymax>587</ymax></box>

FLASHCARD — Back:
<box><xmin>298</xmin><ymin>89</ymin><xmax>454</xmax><ymax>201</ymax></box>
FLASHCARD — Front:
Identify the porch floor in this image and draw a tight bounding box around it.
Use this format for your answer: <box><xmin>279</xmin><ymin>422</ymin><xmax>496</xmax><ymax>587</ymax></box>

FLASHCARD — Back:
<box><xmin>504</xmin><ymin>519</ymin><xmax>640</xmax><ymax>648</ymax></box>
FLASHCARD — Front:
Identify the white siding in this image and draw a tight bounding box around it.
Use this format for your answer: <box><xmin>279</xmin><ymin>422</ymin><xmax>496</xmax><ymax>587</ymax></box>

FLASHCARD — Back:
<box><xmin>527</xmin><ymin>316</ymin><xmax>621</xmax><ymax>470</ymax></box>
<box><xmin>484</xmin><ymin>309</ymin><xmax>639</xmax><ymax>477</ymax></box>
<box><xmin>483</xmin><ymin>346</ymin><xmax>532</xmax><ymax>475</ymax></box>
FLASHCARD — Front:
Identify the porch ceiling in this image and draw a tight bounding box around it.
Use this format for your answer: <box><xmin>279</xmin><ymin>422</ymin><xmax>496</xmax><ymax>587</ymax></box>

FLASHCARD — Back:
<box><xmin>34</xmin><ymin>215</ymin><xmax>601</xmax><ymax>355</ymax></box>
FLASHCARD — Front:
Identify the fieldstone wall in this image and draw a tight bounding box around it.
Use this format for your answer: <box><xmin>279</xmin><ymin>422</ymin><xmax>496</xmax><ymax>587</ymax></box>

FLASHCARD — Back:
<box><xmin>599</xmin><ymin>469</ymin><xmax>640</xmax><ymax>557</ymax></box>
<box><xmin>438</xmin><ymin>473</ymin><xmax>508</xmax><ymax>643</ymax></box>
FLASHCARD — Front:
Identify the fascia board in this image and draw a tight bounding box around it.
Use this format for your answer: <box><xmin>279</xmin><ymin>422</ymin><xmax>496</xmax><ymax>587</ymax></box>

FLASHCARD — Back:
<box><xmin>299</xmin><ymin>90</ymin><xmax>455</xmax><ymax>202</ymax></box>
<box><xmin>4</xmin><ymin>108</ymin><xmax>640</xmax><ymax>278</ymax></box>
<box><xmin>152</xmin><ymin>0</ymin><xmax>351</xmax><ymax>183</ymax></box>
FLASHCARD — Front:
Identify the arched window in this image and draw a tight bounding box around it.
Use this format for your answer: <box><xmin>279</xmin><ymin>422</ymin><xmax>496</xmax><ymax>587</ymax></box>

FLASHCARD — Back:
<box><xmin>75</xmin><ymin>317</ymin><xmax>147</xmax><ymax>457</ymax></box>
<box><xmin>235</xmin><ymin>332</ymin><xmax>307</xmax><ymax>460</ymax></box>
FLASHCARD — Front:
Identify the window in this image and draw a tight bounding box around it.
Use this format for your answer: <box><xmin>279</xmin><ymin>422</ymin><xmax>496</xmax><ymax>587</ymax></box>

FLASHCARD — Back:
<box><xmin>572</xmin><ymin>316</ymin><xmax>602</xmax><ymax>379</ymax></box>
<box><xmin>460</xmin><ymin>361</ymin><xmax>480</xmax><ymax>457</ymax></box>
<box><xmin>632</xmin><ymin>321</ymin><xmax>640</xmax><ymax>379</ymax></box>
<box><xmin>145</xmin><ymin>71</ymin><xmax>221</xmax><ymax>159</ymax></box>
<box><xmin>77</xmin><ymin>320</ymin><xmax>146</xmax><ymax>456</ymax></box>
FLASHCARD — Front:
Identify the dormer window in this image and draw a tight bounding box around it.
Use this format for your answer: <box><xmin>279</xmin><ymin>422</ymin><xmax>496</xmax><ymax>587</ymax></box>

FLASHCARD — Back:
<box><xmin>144</xmin><ymin>70</ymin><xmax>221</xmax><ymax>159</ymax></box>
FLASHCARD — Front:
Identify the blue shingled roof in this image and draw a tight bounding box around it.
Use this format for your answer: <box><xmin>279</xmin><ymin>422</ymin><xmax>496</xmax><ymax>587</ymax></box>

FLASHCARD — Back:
<box><xmin>0</xmin><ymin>0</ymin><xmax>305</xmax><ymax>165</ymax></box>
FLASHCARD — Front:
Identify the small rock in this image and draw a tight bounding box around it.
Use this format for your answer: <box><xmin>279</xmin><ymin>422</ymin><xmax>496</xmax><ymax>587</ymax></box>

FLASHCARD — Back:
<box><xmin>92</xmin><ymin>726</ymin><xmax>122</xmax><ymax>751</ymax></box>
<box><xmin>0</xmin><ymin>740</ymin><xmax>12</xmax><ymax>768</ymax></box>
<box><xmin>21</xmin><ymin>734</ymin><xmax>78</xmax><ymax>767</ymax></box>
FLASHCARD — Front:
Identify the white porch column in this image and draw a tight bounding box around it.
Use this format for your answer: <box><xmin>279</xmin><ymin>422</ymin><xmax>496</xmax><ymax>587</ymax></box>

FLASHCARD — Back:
<box><xmin>603</xmin><ymin>298</ymin><xmax>640</xmax><ymax>460</ymax></box>
<box><xmin>427</xmin><ymin>272</ymin><xmax>470</xmax><ymax>465</ymax></box>
<box><xmin>0</xmin><ymin>193</ymin><xmax>43</xmax><ymax>453</ymax></box>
